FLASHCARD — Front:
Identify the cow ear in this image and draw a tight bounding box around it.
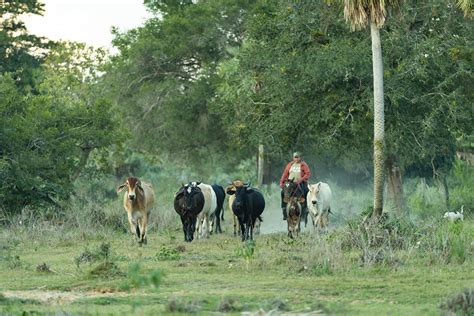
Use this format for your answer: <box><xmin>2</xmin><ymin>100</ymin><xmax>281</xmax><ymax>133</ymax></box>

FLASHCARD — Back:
<box><xmin>117</xmin><ymin>183</ymin><xmax>127</xmax><ymax>193</ymax></box>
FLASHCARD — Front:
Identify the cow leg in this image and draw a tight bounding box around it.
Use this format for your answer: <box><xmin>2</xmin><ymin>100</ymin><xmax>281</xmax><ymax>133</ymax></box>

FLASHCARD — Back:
<box><xmin>181</xmin><ymin>217</ymin><xmax>188</xmax><ymax>242</ymax></box>
<box><xmin>196</xmin><ymin>217</ymin><xmax>202</xmax><ymax>239</ymax></box>
<box><xmin>216</xmin><ymin>212</ymin><xmax>222</xmax><ymax>234</ymax></box>
<box><xmin>249</xmin><ymin>218</ymin><xmax>253</xmax><ymax>241</ymax></box>
<box><xmin>233</xmin><ymin>215</ymin><xmax>237</xmax><ymax>236</ymax></box>
<box><xmin>127</xmin><ymin>213</ymin><xmax>138</xmax><ymax>242</ymax></box>
<box><xmin>309</xmin><ymin>211</ymin><xmax>316</xmax><ymax>230</ymax></box>
<box><xmin>202</xmin><ymin>215</ymin><xmax>208</xmax><ymax>239</ymax></box>
<box><xmin>141</xmin><ymin>212</ymin><xmax>148</xmax><ymax>245</ymax></box>
<box><xmin>239</xmin><ymin>220</ymin><xmax>246</xmax><ymax>242</ymax></box>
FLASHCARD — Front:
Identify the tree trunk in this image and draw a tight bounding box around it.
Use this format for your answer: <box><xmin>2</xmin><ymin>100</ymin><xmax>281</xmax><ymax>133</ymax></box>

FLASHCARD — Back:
<box><xmin>257</xmin><ymin>144</ymin><xmax>264</xmax><ymax>188</ymax></box>
<box><xmin>441</xmin><ymin>175</ymin><xmax>450</xmax><ymax>210</ymax></box>
<box><xmin>386</xmin><ymin>154</ymin><xmax>405</xmax><ymax>213</ymax></box>
<box><xmin>371</xmin><ymin>22</ymin><xmax>385</xmax><ymax>217</ymax></box>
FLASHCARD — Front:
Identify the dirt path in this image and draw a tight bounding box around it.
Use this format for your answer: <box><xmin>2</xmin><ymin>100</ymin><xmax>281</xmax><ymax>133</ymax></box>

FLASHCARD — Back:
<box><xmin>1</xmin><ymin>289</ymin><xmax>128</xmax><ymax>305</ymax></box>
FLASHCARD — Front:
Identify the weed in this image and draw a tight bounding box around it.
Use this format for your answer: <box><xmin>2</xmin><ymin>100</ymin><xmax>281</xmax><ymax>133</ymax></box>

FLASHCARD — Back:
<box><xmin>267</xmin><ymin>298</ymin><xmax>289</xmax><ymax>311</ymax></box>
<box><xmin>120</xmin><ymin>263</ymin><xmax>161</xmax><ymax>291</ymax></box>
<box><xmin>440</xmin><ymin>288</ymin><xmax>474</xmax><ymax>315</ymax></box>
<box><xmin>88</xmin><ymin>261</ymin><xmax>124</xmax><ymax>278</ymax></box>
<box><xmin>166</xmin><ymin>296</ymin><xmax>201</xmax><ymax>313</ymax></box>
<box><xmin>311</xmin><ymin>258</ymin><xmax>333</xmax><ymax>276</ymax></box>
<box><xmin>0</xmin><ymin>251</ymin><xmax>23</xmax><ymax>270</ymax></box>
<box><xmin>420</xmin><ymin>221</ymin><xmax>471</xmax><ymax>264</ymax></box>
<box><xmin>74</xmin><ymin>242</ymin><xmax>111</xmax><ymax>268</ymax></box>
<box><xmin>217</xmin><ymin>298</ymin><xmax>243</xmax><ymax>312</ymax></box>
<box><xmin>235</xmin><ymin>240</ymin><xmax>257</xmax><ymax>270</ymax></box>
<box><xmin>156</xmin><ymin>245</ymin><xmax>180</xmax><ymax>261</ymax></box>
<box><xmin>36</xmin><ymin>262</ymin><xmax>53</xmax><ymax>273</ymax></box>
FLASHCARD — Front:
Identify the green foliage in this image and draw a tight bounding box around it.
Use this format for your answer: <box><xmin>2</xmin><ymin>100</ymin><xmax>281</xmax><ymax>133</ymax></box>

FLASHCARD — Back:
<box><xmin>106</xmin><ymin>0</ymin><xmax>255</xmax><ymax>163</ymax></box>
<box><xmin>156</xmin><ymin>245</ymin><xmax>181</xmax><ymax>261</ymax></box>
<box><xmin>0</xmin><ymin>41</ymin><xmax>124</xmax><ymax>214</ymax></box>
<box><xmin>166</xmin><ymin>296</ymin><xmax>202</xmax><ymax>314</ymax></box>
<box><xmin>88</xmin><ymin>261</ymin><xmax>123</xmax><ymax>278</ymax></box>
<box><xmin>420</xmin><ymin>221</ymin><xmax>472</xmax><ymax>264</ymax></box>
<box><xmin>120</xmin><ymin>263</ymin><xmax>162</xmax><ymax>291</ymax></box>
<box><xmin>0</xmin><ymin>251</ymin><xmax>23</xmax><ymax>270</ymax></box>
<box><xmin>0</xmin><ymin>0</ymin><xmax>51</xmax><ymax>89</ymax></box>
<box><xmin>74</xmin><ymin>242</ymin><xmax>111</xmax><ymax>268</ymax></box>
<box><xmin>440</xmin><ymin>288</ymin><xmax>474</xmax><ymax>315</ymax></box>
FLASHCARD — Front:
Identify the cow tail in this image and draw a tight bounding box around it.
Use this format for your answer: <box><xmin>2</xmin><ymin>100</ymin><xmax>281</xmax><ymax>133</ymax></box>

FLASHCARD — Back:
<box><xmin>258</xmin><ymin>215</ymin><xmax>263</xmax><ymax>222</ymax></box>
<box><xmin>221</xmin><ymin>205</ymin><xmax>225</xmax><ymax>221</ymax></box>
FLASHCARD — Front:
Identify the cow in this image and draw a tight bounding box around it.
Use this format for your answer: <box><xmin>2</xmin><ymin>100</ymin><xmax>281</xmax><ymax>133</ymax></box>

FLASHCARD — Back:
<box><xmin>226</xmin><ymin>182</ymin><xmax>263</xmax><ymax>237</ymax></box>
<box><xmin>307</xmin><ymin>182</ymin><xmax>332</xmax><ymax>233</ymax></box>
<box><xmin>209</xmin><ymin>184</ymin><xmax>225</xmax><ymax>234</ymax></box>
<box><xmin>225</xmin><ymin>181</ymin><xmax>242</xmax><ymax>237</ymax></box>
<box><xmin>188</xmin><ymin>182</ymin><xmax>216</xmax><ymax>239</ymax></box>
<box><xmin>174</xmin><ymin>183</ymin><xmax>205</xmax><ymax>242</ymax></box>
<box><xmin>117</xmin><ymin>177</ymin><xmax>155</xmax><ymax>246</ymax></box>
<box><xmin>226</xmin><ymin>181</ymin><xmax>265</xmax><ymax>241</ymax></box>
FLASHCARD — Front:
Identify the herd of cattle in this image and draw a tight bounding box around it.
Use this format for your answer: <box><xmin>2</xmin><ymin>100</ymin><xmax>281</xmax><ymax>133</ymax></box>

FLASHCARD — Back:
<box><xmin>116</xmin><ymin>177</ymin><xmax>332</xmax><ymax>245</ymax></box>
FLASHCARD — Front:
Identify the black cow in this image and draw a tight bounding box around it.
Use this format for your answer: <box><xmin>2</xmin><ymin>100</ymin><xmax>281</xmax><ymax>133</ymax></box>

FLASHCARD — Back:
<box><xmin>227</xmin><ymin>182</ymin><xmax>265</xmax><ymax>241</ymax></box>
<box><xmin>210</xmin><ymin>184</ymin><xmax>225</xmax><ymax>234</ymax></box>
<box><xmin>174</xmin><ymin>183</ymin><xmax>205</xmax><ymax>242</ymax></box>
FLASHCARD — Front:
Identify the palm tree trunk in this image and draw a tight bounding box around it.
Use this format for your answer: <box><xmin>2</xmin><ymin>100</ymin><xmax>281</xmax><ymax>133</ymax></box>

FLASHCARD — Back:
<box><xmin>371</xmin><ymin>22</ymin><xmax>385</xmax><ymax>217</ymax></box>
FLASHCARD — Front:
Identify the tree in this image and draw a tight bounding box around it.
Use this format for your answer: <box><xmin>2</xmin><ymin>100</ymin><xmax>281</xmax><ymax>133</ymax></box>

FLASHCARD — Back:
<box><xmin>106</xmin><ymin>0</ymin><xmax>254</xmax><ymax>167</ymax></box>
<box><xmin>338</xmin><ymin>0</ymin><xmax>403</xmax><ymax>216</ymax></box>
<box><xmin>0</xmin><ymin>0</ymin><xmax>52</xmax><ymax>90</ymax></box>
<box><xmin>0</xmin><ymin>42</ymin><xmax>123</xmax><ymax>213</ymax></box>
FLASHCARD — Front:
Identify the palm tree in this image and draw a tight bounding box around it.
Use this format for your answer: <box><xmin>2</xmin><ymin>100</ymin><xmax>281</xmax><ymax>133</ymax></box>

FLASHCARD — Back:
<box><xmin>455</xmin><ymin>0</ymin><xmax>472</xmax><ymax>17</ymax></box>
<box><xmin>340</xmin><ymin>0</ymin><xmax>403</xmax><ymax>217</ymax></box>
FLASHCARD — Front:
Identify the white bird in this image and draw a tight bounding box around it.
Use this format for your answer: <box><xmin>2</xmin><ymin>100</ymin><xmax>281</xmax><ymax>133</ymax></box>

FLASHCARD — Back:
<box><xmin>443</xmin><ymin>205</ymin><xmax>464</xmax><ymax>222</ymax></box>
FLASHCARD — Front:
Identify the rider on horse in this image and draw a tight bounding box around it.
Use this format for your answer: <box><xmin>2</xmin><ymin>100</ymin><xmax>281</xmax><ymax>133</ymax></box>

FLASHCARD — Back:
<box><xmin>279</xmin><ymin>152</ymin><xmax>311</xmax><ymax>220</ymax></box>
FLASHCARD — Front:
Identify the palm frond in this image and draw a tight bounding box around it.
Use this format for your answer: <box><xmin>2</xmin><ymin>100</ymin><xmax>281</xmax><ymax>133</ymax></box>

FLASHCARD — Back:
<box><xmin>456</xmin><ymin>0</ymin><xmax>473</xmax><ymax>17</ymax></box>
<box><xmin>343</xmin><ymin>0</ymin><xmax>404</xmax><ymax>30</ymax></box>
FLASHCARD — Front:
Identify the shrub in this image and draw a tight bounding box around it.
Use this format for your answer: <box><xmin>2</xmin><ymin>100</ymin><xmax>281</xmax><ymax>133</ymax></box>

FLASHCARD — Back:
<box><xmin>156</xmin><ymin>245</ymin><xmax>181</xmax><ymax>261</ymax></box>
<box><xmin>88</xmin><ymin>261</ymin><xmax>124</xmax><ymax>278</ymax></box>
<box><xmin>418</xmin><ymin>221</ymin><xmax>472</xmax><ymax>264</ymax></box>
<box><xmin>166</xmin><ymin>296</ymin><xmax>202</xmax><ymax>314</ymax></box>
<box><xmin>74</xmin><ymin>242</ymin><xmax>111</xmax><ymax>268</ymax></box>
<box><xmin>120</xmin><ymin>263</ymin><xmax>162</xmax><ymax>291</ymax></box>
<box><xmin>440</xmin><ymin>288</ymin><xmax>474</xmax><ymax>315</ymax></box>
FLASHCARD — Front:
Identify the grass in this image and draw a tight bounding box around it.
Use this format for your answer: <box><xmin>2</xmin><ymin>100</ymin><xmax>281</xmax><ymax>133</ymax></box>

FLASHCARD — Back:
<box><xmin>0</xmin><ymin>213</ymin><xmax>473</xmax><ymax>315</ymax></box>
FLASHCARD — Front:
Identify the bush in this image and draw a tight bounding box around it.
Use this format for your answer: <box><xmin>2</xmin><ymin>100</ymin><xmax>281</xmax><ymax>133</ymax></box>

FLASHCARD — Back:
<box><xmin>440</xmin><ymin>288</ymin><xmax>474</xmax><ymax>315</ymax></box>
<box><xmin>418</xmin><ymin>221</ymin><xmax>472</xmax><ymax>265</ymax></box>
<box><xmin>74</xmin><ymin>242</ymin><xmax>111</xmax><ymax>268</ymax></box>
<box><xmin>120</xmin><ymin>263</ymin><xmax>162</xmax><ymax>291</ymax></box>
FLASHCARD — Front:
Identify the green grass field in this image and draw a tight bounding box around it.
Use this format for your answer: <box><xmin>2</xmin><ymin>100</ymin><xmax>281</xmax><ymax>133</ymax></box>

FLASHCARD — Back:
<box><xmin>1</xmin><ymin>208</ymin><xmax>473</xmax><ymax>315</ymax></box>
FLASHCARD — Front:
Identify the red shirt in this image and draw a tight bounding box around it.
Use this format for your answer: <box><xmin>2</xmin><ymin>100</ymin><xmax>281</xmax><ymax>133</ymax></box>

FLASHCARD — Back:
<box><xmin>279</xmin><ymin>161</ymin><xmax>311</xmax><ymax>188</ymax></box>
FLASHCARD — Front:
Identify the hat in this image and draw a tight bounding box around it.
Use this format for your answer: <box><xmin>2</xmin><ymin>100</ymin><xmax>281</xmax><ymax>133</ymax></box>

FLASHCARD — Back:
<box><xmin>293</xmin><ymin>151</ymin><xmax>301</xmax><ymax>158</ymax></box>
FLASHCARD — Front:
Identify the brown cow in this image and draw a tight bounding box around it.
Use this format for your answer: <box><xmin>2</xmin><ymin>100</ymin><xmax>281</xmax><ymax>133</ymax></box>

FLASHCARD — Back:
<box><xmin>117</xmin><ymin>177</ymin><xmax>155</xmax><ymax>246</ymax></box>
<box><xmin>225</xmin><ymin>181</ymin><xmax>243</xmax><ymax>236</ymax></box>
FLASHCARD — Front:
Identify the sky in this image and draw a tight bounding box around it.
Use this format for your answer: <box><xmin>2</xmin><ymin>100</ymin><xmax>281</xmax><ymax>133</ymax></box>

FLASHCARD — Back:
<box><xmin>23</xmin><ymin>0</ymin><xmax>151</xmax><ymax>50</ymax></box>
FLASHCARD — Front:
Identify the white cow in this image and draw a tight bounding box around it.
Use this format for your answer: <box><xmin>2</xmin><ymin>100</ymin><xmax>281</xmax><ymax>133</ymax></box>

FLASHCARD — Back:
<box><xmin>307</xmin><ymin>182</ymin><xmax>332</xmax><ymax>232</ymax></box>
<box><xmin>190</xmin><ymin>182</ymin><xmax>217</xmax><ymax>239</ymax></box>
